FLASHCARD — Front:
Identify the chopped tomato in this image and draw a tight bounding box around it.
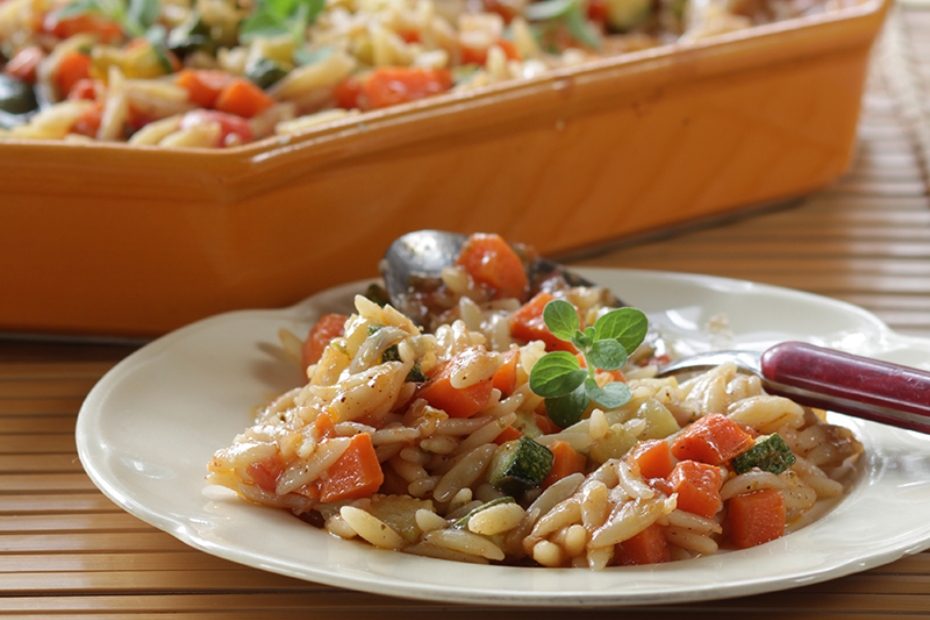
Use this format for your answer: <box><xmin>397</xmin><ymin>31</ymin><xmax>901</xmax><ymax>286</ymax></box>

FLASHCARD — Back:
<box><xmin>615</xmin><ymin>523</ymin><xmax>671</xmax><ymax>566</ymax></box>
<box><xmin>215</xmin><ymin>78</ymin><xmax>275</xmax><ymax>119</ymax></box>
<box><xmin>246</xmin><ymin>455</ymin><xmax>285</xmax><ymax>493</ymax></box>
<box><xmin>67</xmin><ymin>78</ymin><xmax>98</xmax><ymax>101</ymax></box>
<box><xmin>671</xmin><ymin>414</ymin><xmax>755</xmax><ymax>466</ymax></box>
<box><xmin>726</xmin><ymin>489</ymin><xmax>785</xmax><ymax>549</ymax></box>
<box><xmin>181</xmin><ymin>109</ymin><xmax>253</xmax><ymax>148</ymax></box>
<box><xmin>43</xmin><ymin>12</ymin><xmax>123</xmax><ymax>43</ymax></box>
<box><xmin>456</xmin><ymin>232</ymin><xmax>528</xmax><ymax>300</ymax></box>
<box><xmin>4</xmin><ymin>46</ymin><xmax>45</xmax><ymax>84</ymax></box>
<box><xmin>54</xmin><ymin>51</ymin><xmax>91</xmax><ymax>99</ymax></box>
<box><xmin>543</xmin><ymin>440</ymin><xmax>587</xmax><ymax>487</ymax></box>
<box><xmin>510</xmin><ymin>292</ymin><xmax>578</xmax><ymax>353</ymax></box>
<box><xmin>587</xmin><ymin>0</ymin><xmax>609</xmax><ymax>24</ymax></box>
<box><xmin>668</xmin><ymin>460</ymin><xmax>723</xmax><ymax>518</ymax></box>
<box><xmin>333</xmin><ymin>77</ymin><xmax>363</xmax><ymax>109</ymax></box>
<box><xmin>629</xmin><ymin>439</ymin><xmax>675</xmax><ymax>479</ymax></box>
<box><xmin>300</xmin><ymin>313</ymin><xmax>349</xmax><ymax>369</ymax></box>
<box><xmin>316</xmin><ymin>433</ymin><xmax>384</xmax><ymax>503</ymax></box>
<box><xmin>418</xmin><ymin>350</ymin><xmax>494</xmax><ymax>418</ymax></box>
<box><xmin>361</xmin><ymin>67</ymin><xmax>452</xmax><ymax>109</ymax></box>
<box><xmin>176</xmin><ymin>69</ymin><xmax>235</xmax><ymax>108</ymax></box>
<box><xmin>70</xmin><ymin>102</ymin><xmax>102</xmax><ymax>138</ymax></box>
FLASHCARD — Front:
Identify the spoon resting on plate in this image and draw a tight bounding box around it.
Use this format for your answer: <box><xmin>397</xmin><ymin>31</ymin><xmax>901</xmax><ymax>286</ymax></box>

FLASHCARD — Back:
<box><xmin>659</xmin><ymin>341</ymin><xmax>930</xmax><ymax>434</ymax></box>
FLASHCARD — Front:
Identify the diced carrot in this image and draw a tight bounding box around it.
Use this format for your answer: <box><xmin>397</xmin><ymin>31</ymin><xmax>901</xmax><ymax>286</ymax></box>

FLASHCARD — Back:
<box><xmin>313</xmin><ymin>412</ymin><xmax>336</xmax><ymax>441</ymax></box>
<box><xmin>492</xmin><ymin>349</ymin><xmax>519</xmax><ymax>397</ymax></box>
<box><xmin>418</xmin><ymin>353</ymin><xmax>494</xmax><ymax>418</ymax></box>
<box><xmin>67</xmin><ymin>78</ymin><xmax>97</xmax><ymax>101</ymax></box>
<box><xmin>629</xmin><ymin>439</ymin><xmax>675</xmax><ymax>480</ymax></box>
<box><xmin>534</xmin><ymin>410</ymin><xmax>561</xmax><ymax>435</ymax></box>
<box><xmin>494</xmin><ymin>425</ymin><xmax>523</xmax><ymax>445</ymax></box>
<box><xmin>668</xmin><ymin>460</ymin><xmax>723</xmax><ymax>518</ymax></box>
<box><xmin>301</xmin><ymin>313</ymin><xmax>349</xmax><ymax>370</ymax></box>
<box><xmin>615</xmin><ymin>523</ymin><xmax>671</xmax><ymax>566</ymax></box>
<box><xmin>361</xmin><ymin>67</ymin><xmax>452</xmax><ymax>109</ymax></box>
<box><xmin>4</xmin><ymin>46</ymin><xmax>45</xmax><ymax>84</ymax></box>
<box><xmin>482</xmin><ymin>0</ymin><xmax>519</xmax><ymax>21</ymax></box>
<box><xmin>215</xmin><ymin>78</ymin><xmax>275</xmax><ymax>119</ymax></box>
<box><xmin>246</xmin><ymin>454</ymin><xmax>284</xmax><ymax>493</ymax></box>
<box><xmin>461</xmin><ymin>39</ymin><xmax>520</xmax><ymax>66</ymax></box>
<box><xmin>70</xmin><ymin>102</ymin><xmax>102</xmax><ymax>137</ymax></box>
<box><xmin>726</xmin><ymin>488</ymin><xmax>785</xmax><ymax>549</ymax></box>
<box><xmin>397</xmin><ymin>28</ymin><xmax>421</xmax><ymax>43</ymax></box>
<box><xmin>510</xmin><ymin>292</ymin><xmax>578</xmax><ymax>353</ymax></box>
<box><xmin>181</xmin><ymin>109</ymin><xmax>253</xmax><ymax>147</ymax></box>
<box><xmin>586</xmin><ymin>0</ymin><xmax>609</xmax><ymax>23</ymax></box>
<box><xmin>317</xmin><ymin>433</ymin><xmax>384</xmax><ymax>503</ymax></box>
<box><xmin>175</xmin><ymin>69</ymin><xmax>234</xmax><ymax>108</ymax></box>
<box><xmin>54</xmin><ymin>51</ymin><xmax>91</xmax><ymax>99</ymax></box>
<box><xmin>542</xmin><ymin>440</ymin><xmax>587</xmax><ymax>487</ymax></box>
<box><xmin>457</xmin><ymin>233</ymin><xmax>528</xmax><ymax>300</ymax></box>
<box><xmin>43</xmin><ymin>12</ymin><xmax>123</xmax><ymax>43</ymax></box>
<box><xmin>671</xmin><ymin>414</ymin><xmax>755</xmax><ymax>466</ymax></box>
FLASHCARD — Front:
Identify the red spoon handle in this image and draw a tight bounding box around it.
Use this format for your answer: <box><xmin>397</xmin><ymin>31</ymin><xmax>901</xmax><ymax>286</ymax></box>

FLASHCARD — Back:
<box><xmin>760</xmin><ymin>341</ymin><xmax>930</xmax><ymax>433</ymax></box>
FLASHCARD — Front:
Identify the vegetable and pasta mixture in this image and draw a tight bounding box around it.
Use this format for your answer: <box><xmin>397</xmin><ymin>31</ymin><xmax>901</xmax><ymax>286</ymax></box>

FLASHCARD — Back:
<box><xmin>0</xmin><ymin>0</ymin><xmax>856</xmax><ymax>147</ymax></box>
<box><xmin>207</xmin><ymin>233</ymin><xmax>863</xmax><ymax>568</ymax></box>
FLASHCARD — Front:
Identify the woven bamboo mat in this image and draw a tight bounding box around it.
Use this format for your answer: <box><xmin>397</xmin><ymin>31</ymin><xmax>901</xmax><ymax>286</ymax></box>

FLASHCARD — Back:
<box><xmin>2</xmin><ymin>7</ymin><xmax>929</xmax><ymax>619</ymax></box>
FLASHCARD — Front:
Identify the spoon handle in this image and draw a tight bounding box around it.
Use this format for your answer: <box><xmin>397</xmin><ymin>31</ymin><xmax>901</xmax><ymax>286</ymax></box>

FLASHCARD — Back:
<box><xmin>760</xmin><ymin>341</ymin><xmax>930</xmax><ymax>434</ymax></box>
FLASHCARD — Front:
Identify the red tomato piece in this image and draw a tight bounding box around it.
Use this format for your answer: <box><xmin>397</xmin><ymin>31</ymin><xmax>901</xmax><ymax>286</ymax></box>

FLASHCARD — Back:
<box><xmin>510</xmin><ymin>292</ymin><xmax>578</xmax><ymax>353</ymax></box>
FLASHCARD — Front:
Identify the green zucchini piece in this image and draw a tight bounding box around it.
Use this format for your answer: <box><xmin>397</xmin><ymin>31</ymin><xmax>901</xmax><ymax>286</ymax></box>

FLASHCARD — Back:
<box><xmin>0</xmin><ymin>75</ymin><xmax>37</xmax><ymax>116</ymax></box>
<box><xmin>636</xmin><ymin>399</ymin><xmax>680</xmax><ymax>440</ymax></box>
<box><xmin>489</xmin><ymin>437</ymin><xmax>553</xmax><ymax>495</ymax></box>
<box><xmin>731</xmin><ymin>433</ymin><xmax>797</xmax><ymax>475</ymax></box>
<box><xmin>452</xmin><ymin>496</ymin><xmax>515</xmax><ymax>529</ymax></box>
<box><xmin>167</xmin><ymin>13</ymin><xmax>216</xmax><ymax>57</ymax></box>
<box><xmin>247</xmin><ymin>57</ymin><xmax>288</xmax><ymax>89</ymax></box>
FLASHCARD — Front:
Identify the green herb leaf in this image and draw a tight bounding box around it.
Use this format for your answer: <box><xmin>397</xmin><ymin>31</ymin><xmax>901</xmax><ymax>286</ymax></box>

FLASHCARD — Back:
<box><xmin>587</xmin><ymin>338</ymin><xmax>627</xmax><ymax>371</ymax></box>
<box><xmin>544</xmin><ymin>384</ymin><xmax>589</xmax><ymax>428</ymax></box>
<box><xmin>529</xmin><ymin>351</ymin><xmax>586</xmax><ymax>398</ymax></box>
<box><xmin>126</xmin><ymin>0</ymin><xmax>160</xmax><ymax>36</ymax></box>
<box><xmin>293</xmin><ymin>46</ymin><xmax>333</xmax><ymax>66</ymax></box>
<box><xmin>406</xmin><ymin>363</ymin><xmax>427</xmax><ymax>383</ymax></box>
<box><xmin>239</xmin><ymin>12</ymin><xmax>291</xmax><ymax>41</ymax></box>
<box><xmin>571</xmin><ymin>331</ymin><xmax>590</xmax><ymax>350</ymax></box>
<box><xmin>594</xmin><ymin>307</ymin><xmax>648</xmax><ymax>355</ymax></box>
<box><xmin>564</xmin><ymin>1</ymin><xmax>601</xmax><ymax>49</ymax></box>
<box><xmin>241</xmin><ymin>0</ymin><xmax>325</xmax><ymax>43</ymax></box>
<box><xmin>542</xmin><ymin>299</ymin><xmax>578</xmax><ymax>342</ymax></box>
<box><xmin>585</xmin><ymin>379</ymin><xmax>631</xmax><ymax>409</ymax></box>
<box><xmin>524</xmin><ymin>0</ymin><xmax>574</xmax><ymax>21</ymax></box>
<box><xmin>56</xmin><ymin>0</ymin><xmax>107</xmax><ymax>20</ymax></box>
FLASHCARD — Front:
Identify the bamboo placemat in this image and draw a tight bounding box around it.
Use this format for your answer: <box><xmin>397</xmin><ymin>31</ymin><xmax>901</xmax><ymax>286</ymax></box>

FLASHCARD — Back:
<box><xmin>3</xmin><ymin>7</ymin><xmax>930</xmax><ymax>619</ymax></box>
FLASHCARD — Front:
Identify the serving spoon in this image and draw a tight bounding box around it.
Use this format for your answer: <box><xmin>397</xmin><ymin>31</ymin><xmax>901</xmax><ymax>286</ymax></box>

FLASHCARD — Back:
<box><xmin>381</xmin><ymin>230</ymin><xmax>930</xmax><ymax>434</ymax></box>
<box><xmin>659</xmin><ymin>341</ymin><xmax>930</xmax><ymax>434</ymax></box>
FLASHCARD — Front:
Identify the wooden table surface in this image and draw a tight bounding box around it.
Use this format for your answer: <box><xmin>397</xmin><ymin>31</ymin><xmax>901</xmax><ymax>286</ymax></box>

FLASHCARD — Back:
<box><xmin>3</xmin><ymin>7</ymin><xmax>930</xmax><ymax>619</ymax></box>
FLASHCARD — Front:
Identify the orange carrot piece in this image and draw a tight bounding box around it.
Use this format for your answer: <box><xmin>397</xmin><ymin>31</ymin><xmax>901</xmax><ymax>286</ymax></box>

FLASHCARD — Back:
<box><xmin>4</xmin><ymin>46</ymin><xmax>45</xmax><ymax>83</ymax></box>
<box><xmin>492</xmin><ymin>349</ymin><xmax>519</xmax><ymax>396</ymax></box>
<box><xmin>215</xmin><ymin>78</ymin><xmax>275</xmax><ymax>118</ymax></box>
<box><xmin>301</xmin><ymin>313</ymin><xmax>348</xmax><ymax>369</ymax></box>
<box><xmin>44</xmin><ymin>12</ymin><xmax>123</xmax><ymax>43</ymax></box>
<box><xmin>176</xmin><ymin>69</ymin><xmax>234</xmax><ymax>108</ymax></box>
<box><xmin>615</xmin><ymin>523</ymin><xmax>671</xmax><ymax>566</ymax></box>
<box><xmin>510</xmin><ymin>292</ymin><xmax>578</xmax><ymax>353</ymax></box>
<box><xmin>726</xmin><ymin>488</ymin><xmax>785</xmax><ymax>549</ymax></box>
<box><xmin>456</xmin><ymin>233</ymin><xmax>528</xmax><ymax>300</ymax></box>
<box><xmin>54</xmin><ymin>51</ymin><xmax>91</xmax><ymax>98</ymax></box>
<box><xmin>317</xmin><ymin>433</ymin><xmax>384</xmax><ymax>503</ymax></box>
<box><xmin>461</xmin><ymin>39</ymin><xmax>520</xmax><ymax>66</ymax></box>
<box><xmin>668</xmin><ymin>460</ymin><xmax>723</xmax><ymax>518</ymax></box>
<box><xmin>629</xmin><ymin>439</ymin><xmax>675</xmax><ymax>479</ymax></box>
<box><xmin>313</xmin><ymin>412</ymin><xmax>336</xmax><ymax>441</ymax></box>
<box><xmin>70</xmin><ymin>101</ymin><xmax>102</xmax><ymax>137</ymax></box>
<box><xmin>418</xmin><ymin>355</ymin><xmax>493</xmax><ymax>418</ymax></box>
<box><xmin>543</xmin><ymin>440</ymin><xmax>587</xmax><ymax>487</ymax></box>
<box><xmin>671</xmin><ymin>414</ymin><xmax>755</xmax><ymax>466</ymax></box>
<box><xmin>246</xmin><ymin>455</ymin><xmax>284</xmax><ymax>493</ymax></box>
<box><xmin>494</xmin><ymin>425</ymin><xmax>523</xmax><ymax>445</ymax></box>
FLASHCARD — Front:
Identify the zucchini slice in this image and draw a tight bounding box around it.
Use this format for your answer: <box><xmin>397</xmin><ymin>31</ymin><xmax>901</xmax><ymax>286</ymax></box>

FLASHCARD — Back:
<box><xmin>731</xmin><ymin>433</ymin><xmax>797</xmax><ymax>475</ymax></box>
<box><xmin>489</xmin><ymin>437</ymin><xmax>553</xmax><ymax>495</ymax></box>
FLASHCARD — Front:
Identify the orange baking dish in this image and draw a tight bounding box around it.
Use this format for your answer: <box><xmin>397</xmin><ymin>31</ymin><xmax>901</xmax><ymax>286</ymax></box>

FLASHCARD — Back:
<box><xmin>0</xmin><ymin>0</ymin><xmax>890</xmax><ymax>337</ymax></box>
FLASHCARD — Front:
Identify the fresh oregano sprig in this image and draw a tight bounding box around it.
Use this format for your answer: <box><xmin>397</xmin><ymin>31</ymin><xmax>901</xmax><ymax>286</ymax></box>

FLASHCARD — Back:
<box><xmin>528</xmin><ymin>300</ymin><xmax>648</xmax><ymax>428</ymax></box>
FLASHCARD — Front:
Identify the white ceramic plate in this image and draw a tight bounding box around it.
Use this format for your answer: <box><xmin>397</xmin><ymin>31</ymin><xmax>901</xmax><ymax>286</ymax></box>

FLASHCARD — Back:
<box><xmin>76</xmin><ymin>268</ymin><xmax>930</xmax><ymax>607</ymax></box>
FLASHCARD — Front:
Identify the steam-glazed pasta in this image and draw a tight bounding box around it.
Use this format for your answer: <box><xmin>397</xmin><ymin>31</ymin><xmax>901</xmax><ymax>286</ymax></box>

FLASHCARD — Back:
<box><xmin>207</xmin><ymin>233</ymin><xmax>863</xmax><ymax>568</ymax></box>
